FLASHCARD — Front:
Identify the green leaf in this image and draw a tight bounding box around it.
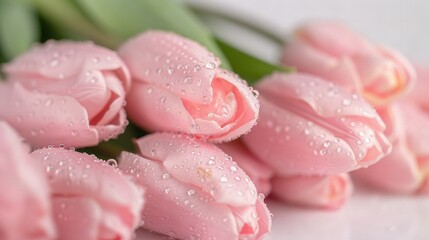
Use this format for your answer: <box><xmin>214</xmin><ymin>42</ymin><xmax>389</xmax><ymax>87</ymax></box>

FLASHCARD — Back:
<box><xmin>74</xmin><ymin>0</ymin><xmax>230</xmax><ymax>69</ymax></box>
<box><xmin>28</xmin><ymin>0</ymin><xmax>120</xmax><ymax>48</ymax></box>
<box><xmin>216</xmin><ymin>39</ymin><xmax>294</xmax><ymax>85</ymax></box>
<box><xmin>0</xmin><ymin>1</ymin><xmax>39</xmax><ymax>59</ymax></box>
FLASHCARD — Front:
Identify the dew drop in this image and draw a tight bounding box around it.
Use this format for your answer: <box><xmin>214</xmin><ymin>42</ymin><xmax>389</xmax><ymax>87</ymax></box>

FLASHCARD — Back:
<box><xmin>204</xmin><ymin>62</ymin><xmax>215</xmax><ymax>69</ymax></box>
<box><xmin>49</xmin><ymin>58</ymin><xmax>59</xmax><ymax>67</ymax></box>
<box><xmin>162</xmin><ymin>173</ymin><xmax>170</xmax><ymax>179</ymax></box>
<box><xmin>107</xmin><ymin>159</ymin><xmax>117</xmax><ymax>167</ymax></box>
<box><xmin>187</xmin><ymin>189</ymin><xmax>196</xmax><ymax>196</ymax></box>
<box><xmin>167</xmin><ymin>67</ymin><xmax>175</xmax><ymax>75</ymax></box>
<box><xmin>323</xmin><ymin>141</ymin><xmax>332</xmax><ymax>148</ymax></box>
<box><xmin>71</xmin><ymin>130</ymin><xmax>79</xmax><ymax>136</ymax></box>
<box><xmin>220</xmin><ymin>176</ymin><xmax>228</xmax><ymax>182</ymax></box>
<box><xmin>342</xmin><ymin>98</ymin><xmax>352</xmax><ymax>106</ymax></box>
<box><xmin>319</xmin><ymin>149</ymin><xmax>328</xmax><ymax>156</ymax></box>
<box><xmin>164</xmin><ymin>188</ymin><xmax>171</xmax><ymax>194</ymax></box>
<box><xmin>194</xmin><ymin>64</ymin><xmax>201</xmax><ymax>72</ymax></box>
<box><xmin>230</xmin><ymin>166</ymin><xmax>237</xmax><ymax>172</ymax></box>
<box><xmin>159</xmin><ymin>96</ymin><xmax>166</xmax><ymax>104</ymax></box>
<box><xmin>184</xmin><ymin>76</ymin><xmax>193</xmax><ymax>84</ymax></box>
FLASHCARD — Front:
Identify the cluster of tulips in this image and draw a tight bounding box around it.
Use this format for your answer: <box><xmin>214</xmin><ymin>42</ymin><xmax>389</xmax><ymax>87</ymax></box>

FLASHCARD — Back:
<box><xmin>0</xmin><ymin>20</ymin><xmax>427</xmax><ymax>240</ymax></box>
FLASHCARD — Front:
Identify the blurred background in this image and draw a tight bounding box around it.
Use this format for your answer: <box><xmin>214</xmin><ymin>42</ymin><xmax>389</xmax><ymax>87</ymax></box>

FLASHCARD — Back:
<box><xmin>186</xmin><ymin>0</ymin><xmax>429</xmax><ymax>63</ymax></box>
<box><xmin>1</xmin><ymin>0</ymin><xmax>428</xmax><ymax>239</ymax></box>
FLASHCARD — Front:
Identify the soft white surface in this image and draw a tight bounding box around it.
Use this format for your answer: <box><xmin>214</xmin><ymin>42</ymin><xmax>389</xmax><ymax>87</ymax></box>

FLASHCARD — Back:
<box><xmin>137</xmin><ymin>1</ymin><xmax>429</xmax><ymax>239</ymax></box>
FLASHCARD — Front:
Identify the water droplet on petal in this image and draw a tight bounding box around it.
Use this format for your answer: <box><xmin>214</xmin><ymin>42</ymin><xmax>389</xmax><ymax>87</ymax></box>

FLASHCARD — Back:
<box><xmin>194</xmin><ymin>65</ymin><xmax>201</xmax><ymax>72</ymax></box>
<box><xmin>187</xmin><ymin>189</ymin><xmax>196</xmax><ymax>196</ymax></box>
<box><xmin>342</xmin><ymin>98</ymin><xmax>352</xmax><ymax>106</ymax></box>
<box><xmin>107</xmin><ymin>159</ymin><xmax>117</xmax><ymax>167</ymax></box>
<box><xmin>220</xmin><ymin>176</ymin><xmax>228</xmax><ymax>182</ymax></box>
<box><xmin>323</xmin><ymin>141</ymin><xmax>332</xmax><ymax>148</ymax></box>
<box><xmin>204</xmin><ymin>62</ymin><xmax>215</xmax><ymax>69</ymax></box>
<box><xmin>184</xmin><ymin>76</ymin><xmax>193</xmax><ymax>84</ymax></box>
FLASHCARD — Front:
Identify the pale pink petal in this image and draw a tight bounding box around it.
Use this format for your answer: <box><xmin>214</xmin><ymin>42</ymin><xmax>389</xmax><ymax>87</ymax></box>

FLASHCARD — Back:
<box><xmin>3</xmin><ymin>40</ymin><xmax>130</xmax><ymax>90</ymax></box>
<box><xmin>271</xmin><ymin>174</ymin><xmax>353</xmax><ymax>209</ymax></box>
<box><xmin>353</xmin><ymin>105</ymin><xmax>423</xmax><ymax>193</ymax></box>
<box><xmin>0</xmin><ymin>82</ymin><xmax>99</xmax><ymax>147</ymax></box>
<box><xmin>353</xmin><ymin>139</ymin><xmax>421</xmax><ymax>193</ymax></box>
<box><xmin>134</xmin><ymin>133</ymin><xmax>257</xmax><ymax>206</ymax></box>
<box><xmin>218</xmin><ymin>141</ymin><xmax>273</xmax><ymax>195</ymax></box>
<box><xmin>243</xmin><ymin>73</ymin><xmax>391</xmax><ymax>175</ymax></box>
<box><xmin>52</xmin><ymin>198</ymin><xmax>100</xmax><ymax>240</ymax></box>
<box><xmin>32</xmin><ymin>148</ymin><xmax>143</xmax><ymax>240</ymax></box>
<box><xmin>118</xmin><ymin>31</ymin><xmax>219</xmax><ymax>103</ymax></box>
<box><xmin>295</xmin><ymin>21</ymin><xmax>373</xmax><ymax>57</ymax></box>
<box><xmin>351</xmin><ymin>48</ymin><xmax>415</xmax><ymax>105</ymax></box>
<box><xmin>282</xmin><ymin>21</ymin><xmax>415</xmax><ymax>106</ymax></box>
<box><xmin>408</xmin><ymin>64</ymin><xmax>429</xmax><ymax>104</ymax></box>
<box><xmin>119</xmin><ymin>151</ymin><xmax>270</xmax><ymax>240</ymax></box>
<box><xmin>0</xmin><ymin>122</ymin><xmax>55</xmax><ymax>240</ymax></box>
<box><xmin>400</xmin><ymin>102</ymin><xmax>429</xmax><ymax>157</ymax></box>
<box><xmin>281</xmin><ymin>35</ymin><xmax>362</xmax><ymax>90</ymax></box>
<box><xmin>254</xmin><ymin>198</ymin><xmax>272</xmax><ymax>239</ymax></box>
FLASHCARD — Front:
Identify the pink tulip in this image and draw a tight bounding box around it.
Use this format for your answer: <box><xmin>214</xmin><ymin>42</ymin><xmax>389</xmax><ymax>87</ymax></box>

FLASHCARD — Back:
<box><xmin>281</xmin><ymin>21</ymin><xmax>415</xmax><ymax>106</ymax></box>
<box><xmin>31</xmin><ymin>148</ymin><xmax>143</xmax><ymax>240</ymax></box>
<box><xmin>242</xmin><ymin>73</ymin><xmax>391</xmax><ymax>176</ymax></box>
<box><xmin>118</xmin><ymin>31</ymin><xmax>259</xmax><ymax>142</ymax></box>
<box><xmin>0</xmin><ymin>41</ymin><xmax>131</xmax><ymax>148</ymax></box>
<box><xmin>354</xmin><ymin>64</ymin><xmax>429</xmax><ymax>193</ymax></box>
<box><xmin>271</xmin><ymin>174</ymin><xmax>353</xmax><ymax>209</ymax></box>
<box><xmin>0</xmin><ymin>121</ymin><xmax>55</xmax><ymax>240</ymax></box>
<box><xmin>118</xmin><ymin>133</ymin><xmax>271</xmax><ymax>240</ymax></box>
<box><xmin>217</xmin><ymin>140</ymin><xmax>274</xmax><ymax>196</ymax></box>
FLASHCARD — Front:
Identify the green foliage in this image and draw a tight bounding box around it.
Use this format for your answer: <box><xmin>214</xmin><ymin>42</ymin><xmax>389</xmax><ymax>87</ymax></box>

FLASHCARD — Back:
<box><xmin>216</xmin><ymin>39</ymin><xmax>293</xmax><ymax>84</ymax></box>
<box><xmin>0</xmin><ymin>0</ymin><xmax>39</xmax><ymax>60</ymax></box>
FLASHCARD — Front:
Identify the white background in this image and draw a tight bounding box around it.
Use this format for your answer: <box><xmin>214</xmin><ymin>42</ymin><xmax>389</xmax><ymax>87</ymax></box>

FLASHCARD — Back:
<box><xmin>136</xmin><ymin>1</ymin><xmax>429</xmax><ymax>239</ymax></box>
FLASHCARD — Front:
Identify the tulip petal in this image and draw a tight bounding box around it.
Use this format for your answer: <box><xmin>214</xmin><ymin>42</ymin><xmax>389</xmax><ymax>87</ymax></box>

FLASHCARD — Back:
<box><xmin>353</xmin><ymin>105</ymin><xmax>423</xmax><ymax>193</ymax></box>
<box><xmin>118</xmin><ymin>30</ymin><xmax>219</xmax><ymax>103</ymax></box>
<box><xmin>271</xmin><ymin>174</ymin><xmax>353</xmax><ymax>209</ymax></box>
<box><xmin>0</xmin><ymin>121</ymin><xmax>55</xmax><ymax>240</ymax></box>
<box><xmin>3</xmin><ymin>40</ymin><xmax>130</xmax><ymax>90</ymax></box>
<box><xmin>134</xmin><ymin>133</ymin><xmax>257</xmax><ymax>206</ymax></box>
<box><xmin>295</xmin><ymin>21</ymin><xmax>372</xmax><ymax>57</ymax></box>
<box><xmin>53</xmin><ymin>197</ymin><xmax>100</xmax><ymax>240</ymax></box>
<box><xmin>218</xmin><ymin>141</ymin><xmax>273</xmax><ymax>195</ymax></box>
<box><xmin>281</xmin><ymin>38</ymin><xmax>362</xmax><ymax>90</ymax></box>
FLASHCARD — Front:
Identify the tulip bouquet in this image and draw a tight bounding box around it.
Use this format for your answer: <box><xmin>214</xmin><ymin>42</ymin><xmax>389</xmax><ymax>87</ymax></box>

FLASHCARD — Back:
<box><xmin>0</xmin><ymin>0</ymin><xmax>426</xmax><ymax>239</ymax></box>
